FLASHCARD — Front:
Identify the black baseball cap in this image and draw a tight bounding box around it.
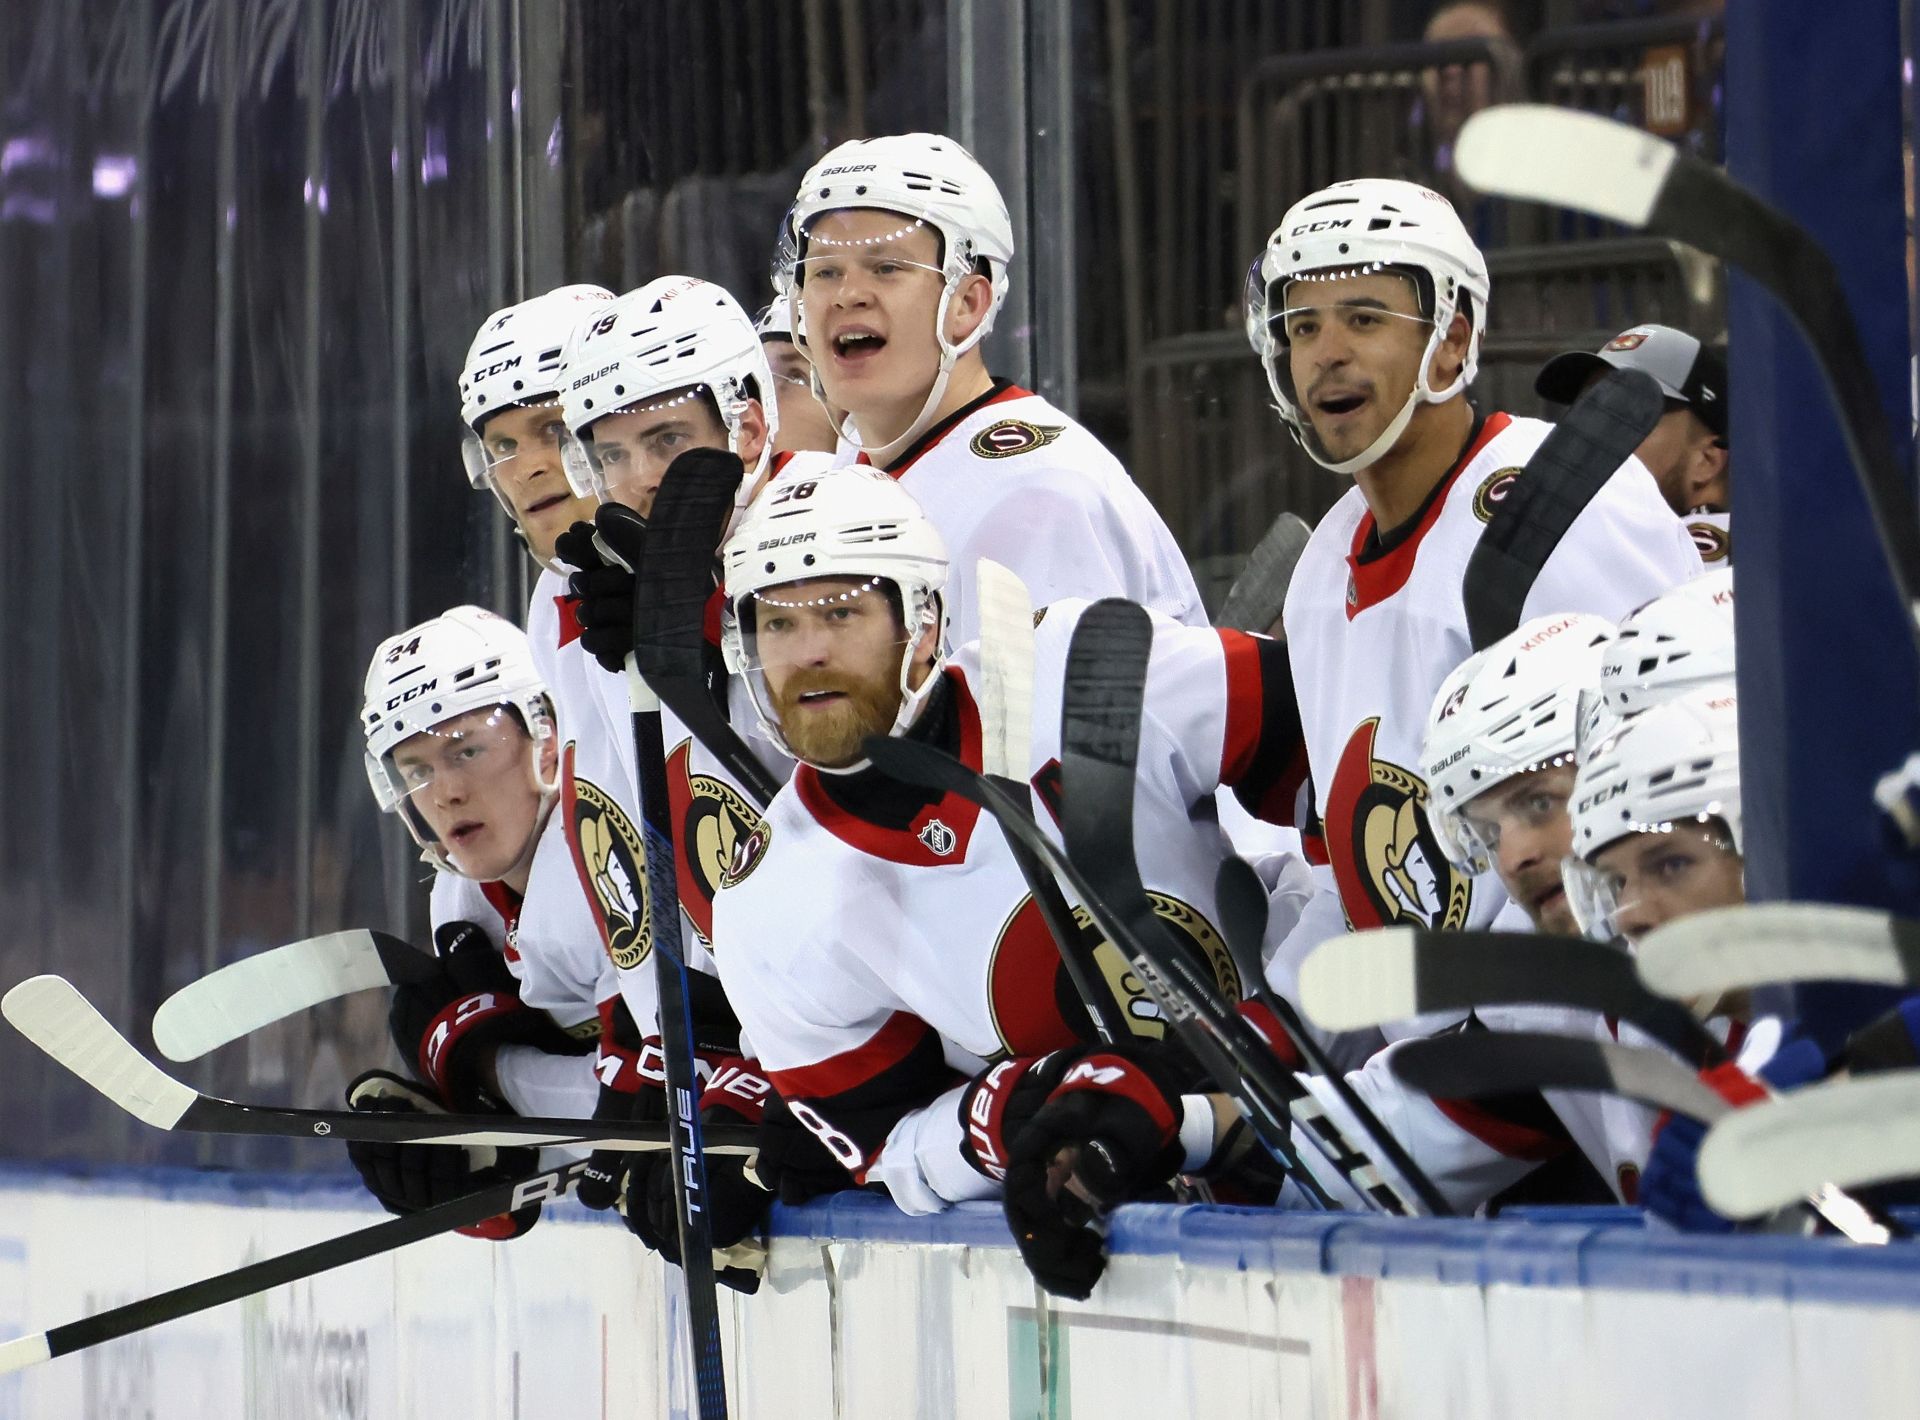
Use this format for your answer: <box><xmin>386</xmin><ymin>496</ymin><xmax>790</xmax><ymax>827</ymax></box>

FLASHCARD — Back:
<box><xmin>1535</xmin><ymin>324</ymin><xmax>1727</xmax><ymax>439</ymax></box>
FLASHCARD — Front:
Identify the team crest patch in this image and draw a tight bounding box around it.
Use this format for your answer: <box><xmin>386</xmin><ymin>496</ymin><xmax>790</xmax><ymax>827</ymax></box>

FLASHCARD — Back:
<box><xmin>918</xmin><ymin>818</ymin><xmax>959</xmax><ymax>856</ymax></box>
<box><xmin>561</xmin><ymin>751</ymin><xmax>652</xmax><ymax>972</ymax></box>
<box><xmin>1472</xmin><ymin>466</ymin><xmax>1524</xmax><ymax>522</ymax></box>
<box><xmin>720</xmin><ymin>821</ymin><xmax>773</xmax><ymax>889</ymax></box>
<box><xmin>672</xmin><ymin>740</ymin><xmax>766</xmax><ymax>941</ymax></box>
<box><xmin>1323</xmin><ymin>718</ymin><xmax>1471</xmax><ymax>932</ymax></box>
<box><xmin>986</xmin><ymin>891</ymin><xmax>1239</xmax><ymax>1051</ymax></box>
<box><xmin>970</xmin><ymin>419</ymin><xmax>1064</xmax><ymax>460</ymax></box>
<box><xmin>1604</xmin><ymin>330</ymin><xmax>1650</xmax><ymax>352</ymax></box>
<box><xmin>1689</xmin><ymin>519</ymin><xmax>1730</xmax><ymax>564</ymax></box>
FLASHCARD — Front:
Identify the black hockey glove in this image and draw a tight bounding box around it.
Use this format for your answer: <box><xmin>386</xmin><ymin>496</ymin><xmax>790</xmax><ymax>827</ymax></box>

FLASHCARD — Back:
<box><xmin>554</xmin><ymin>515</ymin><xmax>642</xmax><ymax>677</ymax></box>
<box><xmin>344</xmin><ymin>1069</ymin><xmax>542</xmax><ymax>1240</ymax></box>
<box><xmin>639</xmin><ymin>1055</ymin><xmax>774</xmax><ymax>1294</ymax></box>
<box><xmin>387</xmin><ymin>921</ymin><xmax>587</xmax><ymax>1113</ymax></box>
<box><xmin>1001</xmin><ymin>1043</ymin><xmax>1194</xmax><ymax>1300</ymax></box>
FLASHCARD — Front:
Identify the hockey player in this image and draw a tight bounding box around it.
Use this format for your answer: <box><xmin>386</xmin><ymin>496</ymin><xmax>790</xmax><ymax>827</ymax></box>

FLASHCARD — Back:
<box><xmin>1245</xmin><ymin>178</ymin><xmax>1703</xmax><ymax>993</ymax></box>
<box><xmin>458</xmin><ymin>283</ymin><xmax>614</xmax><ymax>566</ymax></box>
<box><xmin>757</xmin><ymin>293</ymin><xmax>846</xmax><ymax>455</ymax></box>
<box><xmin>708</xmin><ymin>465</ymin><xmax>1310</xmax><ymax>1292</ymax></box>
<box><xmin>347</xmin><ymin>608</ymin><xmax>607</xmax><ymax>1239</ymax></box>
<box><xmin>774</xmin><ymin>132</ymin><xmax>1204</xmax><ymax>644</ymax></box>
<box><xmin>1535</xmin><ymin>323</ymin><xmax>1731</xmax><ymax>564</ymax></box>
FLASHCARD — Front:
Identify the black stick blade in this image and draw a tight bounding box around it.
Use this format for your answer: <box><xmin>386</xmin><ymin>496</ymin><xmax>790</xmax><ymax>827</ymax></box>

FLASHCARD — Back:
<box><xmin>633</xmin><ymin>448</ymin><xmax>742</xmax><ymax>682</ymax></box>
<box><xmin>1389</xmin><ymin>1030</ymin><xmax>1731</xmax><ymax>1122</ymax></box>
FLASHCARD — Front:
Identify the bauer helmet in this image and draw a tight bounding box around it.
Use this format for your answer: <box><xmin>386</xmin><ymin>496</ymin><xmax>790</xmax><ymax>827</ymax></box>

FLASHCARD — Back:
<box><xmin>557</xmin><ymin>275</ymin><xmax>778</xmax><ymax>508</ymax></box>
<box><xmin>361</xmin><ymin>607</ymin><xmax>559</xmax><ymax>878</ymax></box>
<box><xmin>774</xmin><ymin>132</ymin><xmax>1014</xmax><ymax>466</ymax></box>
<box><xmin>1422</xmin><ymin>612</ymin><xmax>1615</xmax><ymax>875</ymax></box>
<box><xmin>459</xmin><ymin>284</ymin><xmax>615</xmax><ymax>516</ymax></box>
<box><xmin>1563</xmin><ymin>686</ymin><xmax>1742</xmax><ymax>941</ymax></box>
<box><xmin>1244</xmin><ymin>178</ymin><xmax>1490</xmax><ymax>475</ymax></box>
<box><xmin>720</xmin><ymin>465</ymin><xmax>950</xmax><ymax>770</ymax></box>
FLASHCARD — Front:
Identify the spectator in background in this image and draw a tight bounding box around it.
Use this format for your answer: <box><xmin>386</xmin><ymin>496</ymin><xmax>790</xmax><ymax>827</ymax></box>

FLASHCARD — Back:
<box><xmin>1416</xmin><ymin>1</ymin><xmax>1525</xmax><ymax>247</ymax></box>
<box><xmin>1536</xmin><ymin>324</ymin><xmax>1731</xmax><ymax>564</ymax></box>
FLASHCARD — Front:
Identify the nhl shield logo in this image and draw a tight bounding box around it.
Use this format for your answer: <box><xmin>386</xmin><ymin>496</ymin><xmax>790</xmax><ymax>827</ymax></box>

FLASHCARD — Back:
<box><xmin>970</xmin><ymin>419</ymin><xmax>1064</xmax><ymax>460</ymax></box>
<box><xmin>918</xmin><ymin>818</ymin><xmax>959</xmax><ymax>856</ymax></box>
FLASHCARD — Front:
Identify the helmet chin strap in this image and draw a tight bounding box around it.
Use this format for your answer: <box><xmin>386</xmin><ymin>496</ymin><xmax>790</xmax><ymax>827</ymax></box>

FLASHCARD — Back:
<box><xmin>1300</xmin><ymin>381</ymin><xmax>1424</xmax><ymax>476</ymax></box>
<box><xmin>832</xmin><ymin>275</ymin><xmax>990</xmax><ymax>469</ymax></box>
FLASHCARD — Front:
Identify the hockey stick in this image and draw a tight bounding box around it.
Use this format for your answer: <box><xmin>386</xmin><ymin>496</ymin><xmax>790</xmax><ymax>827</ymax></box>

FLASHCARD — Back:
<box><xmin>1298</xmin><ymin>931</ymin><xmax>1899</xmax><ymax>1239</ymax></box>
<box><xmin>1297</xmin><ymin>926</ymin><xmax>1718</xmax><ymax>1062</ymax></box>
<box><xmin>973</xmin><ymin>561</ymin><xmax>1131</xmax><ymax>1043</ymax></box>
<box><xmin>1455</xmin><ymin>104</ymin><xmax>1920</xmax><ymax>651</ymax></box>
<box><xmin>0</xmin><ymin>1157</ymin><xmax>593</xmax><ymax>1375</ymax></box>
<box><xmin>1061</xmin><ymin>600</ymin><xmax>1449</xmax><ymax>1215</ymax></box>
<box><xmin>0</xmin><ymin>975</ymin><xmax>753</xmax><ymax>1154</ymax></box>
<box><xmin>620</xmin><ymin>463</ymin><xmax>739</xmax><ymax>1420</ymax></box>
<box><xmin>1464</xmin><ymin>367</ymin><xmax>1666</xmax><ymax>650</ymax></box>
<box><xmin>151</xmin><ymin>928</ymin><xmax>440</xmax><ymax>1062</ymax></box>
<box><xmin>864</xmin><ymin>726</ymin><xmax>1364</xmax><ymax>1208</ymax></box>
<box><xmin>1388</xmin><ymin>1029</ymin><xmax>1734</xmax><ymax>1124</ymax></box>
<box><xmin>1216</xmin><ymin>511</ymin><xmax>1311</xmax><ymax>634</ymax></box>
<box><xmin>1637</xmin><ymin>903</ymin><xmax>1920</xmax><ymax>999</ymax></box>
<box><xmin>1698</xmin><ymin>1071</ymin><xmax>1920</xmax><ymax>1222</ymax></box>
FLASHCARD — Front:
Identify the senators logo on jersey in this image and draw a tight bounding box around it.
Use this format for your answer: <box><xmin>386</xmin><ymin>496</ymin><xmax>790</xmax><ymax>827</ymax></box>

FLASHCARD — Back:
<box><xmin>1324</xmin><ymin>718</ymin><xmax>1471</xmax><ymax>931</ymax></box>
<box><xmin>667</xmin><ymin>741</ymin><xmax>765</xmax><ymax>946</ymax></box>
<box><xmin>1472</xmin><ymin>465</ymin><xmax>1524</xmax><ymax>522</ymax></box>
<box><xmin>969</xmin><ymin>418</ymin><xmax>1065</xmax><ymax>460</ymax></box>
<box><xmin>559</xmin><ymin>746</ymin><xmax>651</xmax><ymax>971</ymax></box>
<box><xmin>984</xmin><ymin>891</ymin><xmax>1239</xmax><ymax>1053</ymax></box>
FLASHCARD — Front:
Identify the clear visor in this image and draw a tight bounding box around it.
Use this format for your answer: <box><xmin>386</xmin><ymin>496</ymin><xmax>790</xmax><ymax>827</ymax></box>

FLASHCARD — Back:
<box><xmin>791</xmin><ymin>215</ymin><xmax>947</xmax><ymax>300</ymax></box>
<box><xmin>462</xmin><ymin>402</ymin><xmax>567</xmax><ymax>490</ymax></box>
<box><xmin>1561</xmin><ymin>818</ymin><xmax>1740</xmax><ymax>944</ymax></box>
<box><xmin>368</xmin><ymin>704</ymin><xmax>552</xmax><ymax>878</ymax></box>
<box><xmin>560</xmin><ymin>386</ymin><xmax>716</xmax><ymax>503</ymax></box>
<box><xmin>1433</xmin><ymin>760</ymin><xmax>1577</xmax><ymax>876</ymax></box>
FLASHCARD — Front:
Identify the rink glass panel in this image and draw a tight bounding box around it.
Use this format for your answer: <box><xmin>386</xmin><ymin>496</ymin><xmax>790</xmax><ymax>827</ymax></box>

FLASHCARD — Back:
<box><xmin>0</xmin><ymin>0</ymin><xmax>1725</xmax><ymax>1168</ymax></box>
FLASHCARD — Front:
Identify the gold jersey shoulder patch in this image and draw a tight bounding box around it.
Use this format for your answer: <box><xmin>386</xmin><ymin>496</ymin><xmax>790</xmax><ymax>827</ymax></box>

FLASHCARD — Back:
<box><xmin>1472</xmin><ymin>465</ymin><xmax>1525</xmax><ymax>522</ymax></box>
<box><xmin>970</xmin><ymin>418</ymin><xmax>1065</xmax><ymax>460</ymax></box>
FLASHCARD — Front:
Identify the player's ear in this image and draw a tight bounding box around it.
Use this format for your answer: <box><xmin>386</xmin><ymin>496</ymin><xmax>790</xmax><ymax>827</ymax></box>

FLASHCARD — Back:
<box><xmin>944</xmin><ymin>272</ymin><xmax>994</xmax><ymax>347</ymax></box>
<box><xmin>736</xmin><ymin>396</ymin><xmax>770</xmax><ymax>467</ymax></box>
<box><xmin>1685</xmin><ymin>431</ymin><xmax>1731</xmax><ymax>508</ymax></box>
<box><xmin>1427</xmin><ymin>307</ymin><xmax>1472</xmax><ymax>388</ymax></box>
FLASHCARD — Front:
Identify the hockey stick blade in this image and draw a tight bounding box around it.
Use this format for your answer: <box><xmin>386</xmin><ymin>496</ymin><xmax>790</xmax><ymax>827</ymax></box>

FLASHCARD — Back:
<box><xmin>152</xmin><ymin>929</ymin><xmax>439</xmax><ymax>1062</ymax></box>
<box><xmin>3</xmin><ymin>975</ymin><xmax>753</xmax><ymax>1154</ymax></box>
<box><xmin>1637</xmin><ymin>903</ymin><xmax>1920</xmax><ymax>998</ymax></box>
<box><xmin>1464</xmin><ymin>367</ymin><xmax>1664</xmax><ymax>650</ymax></box>
<box><xmin>0</xmin><ymin>1157</ymin><xmax>594</xmax><ymax>1374</ymax></box>
<box><xmin>974</xmin><ymin>562</ymin><xmax>1129</xmax><ymax>1042</ymax></box>
<box><xmin>1388</xmin><ymin>1030</ymin><xmax>1733</xmax><ymax>1123</ymax></box>
<box><xmin>1216</xmin><ymin>512</ymin><xmax>1311</xmax><ymax>634</ymax></box>
<box><xmin>1297</xmin><ymin>927</ymin><xmax>1716</xmax><ymax>1061</ymax></box>
<box><xmin>1698</xmin><ymin>1071</ymin><xmax>1920</xmax><ymax>1223</ymax></box>
<box><xmin>1457</xmin><ymin>104</ymin><xmax>1920</xmax><ymax>635</ymax></box>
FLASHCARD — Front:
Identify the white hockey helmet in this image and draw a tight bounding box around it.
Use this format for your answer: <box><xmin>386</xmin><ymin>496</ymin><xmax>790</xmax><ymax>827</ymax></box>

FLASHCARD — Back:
<box><xmin>1422</xmin><ymin>612</ymin><xmax>1615</xmax><ymax>874</ymax></box>
<box><xmin>557</xmin><ymin>275</ymin><xmax>779</xmax><ymax>507</ymax></box>
<box><xmin>1563</xmin><ymin>686</ymin><xmax>1742</xmax><ymax>940</ymax></box>
<box><xmin>720</xmin><ymin>465</ymin><xmax>950</xmax><ymax>770</ymax></box>
<box><xmin>774</xmin><ymin>132</ymin><xmax>1015</xmax><ymax>466</ymax></box>
<box><xmin>1244</xmin><ymin>178</ymin><xmax>1490</xmax><ymax>475</ymax></box>
<box><xmin>756</xmin><ymin>293</ymin><xmax>796</xmax><ymax>342</ymax></box>
<box><xmin>361</xmin><ymin>607</ymin><xmax>559</xmax><ymax>877</ymax></box>
<box><xmin>459</xmin><ymin>284</ymin><xmax>616</xmax><ymax>499</ymax></box>
<box><xmin>1580</xmin><ymin>568</ymin><xmax>1736</xmax><ymax>755</ymax></box>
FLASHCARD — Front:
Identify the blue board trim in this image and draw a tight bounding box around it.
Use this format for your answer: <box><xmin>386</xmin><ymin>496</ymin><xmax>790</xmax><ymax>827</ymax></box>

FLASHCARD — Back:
<box><xmin>5</xmin><ymin>1162</ymin><xmax>1918</xmax><ymax>1307</ymax></box>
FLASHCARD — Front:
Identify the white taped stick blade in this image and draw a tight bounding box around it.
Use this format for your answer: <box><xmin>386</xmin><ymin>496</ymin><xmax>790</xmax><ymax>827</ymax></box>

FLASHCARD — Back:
<box><xmin>974</xmin><ymin>559</ymin><xmax>1037</xmax><ymax>781</ymax></box>
<box><xmin>0</xmin><ymin>1333</ymin><xmax>51</xmax><ymax>1375</ymax></box>
<box><xmin>1</xmin><ymin>976</ymin><xmax>196</xmax><ymax>1130</ymax></box>
<box><xmin>1698</xmin><ymin>1072</ymin><xmax>1920</xmax><ymax>1219</ymax></box>
<box><xmin>1297</xmin><ymin>928</ymin><xmax>1420</xmax><ymax>1031</ymax></box>
<box><xmin>153</xmin><ymin>931</ymin><xmax>392</xmax><ymax>1061</ymax></box>
<box><xmin>1597</xmin><ymin>1040</ymin><xmax>1732</xmax><ymax>1124</ymax></box>
<box><xmin>1455</xmin><ymin>104</ymin><xmax>1676</xmax><ymax>227</ymax></box>
<box><xmin>1638</xmin><ymin>904</ymin><xmax>1911</xmax><ymax>1000</ymax></box>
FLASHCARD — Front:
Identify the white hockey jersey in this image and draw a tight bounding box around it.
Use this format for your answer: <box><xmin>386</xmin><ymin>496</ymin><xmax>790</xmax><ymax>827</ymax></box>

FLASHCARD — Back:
<box><xmin>1281</xmin><ymin>412</ymin><xmax>1703</xmax><ymax>953</ymax></box>
<box><xmin>855</xmin><ymin>381</ymin><xmax>1206</xmax><ymax>642</ymax></box>
<box><xmin>713</xmin><ymin>600</ymin><xmax>1307</xmax><ymax>1215</ymax></box>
